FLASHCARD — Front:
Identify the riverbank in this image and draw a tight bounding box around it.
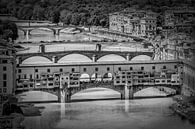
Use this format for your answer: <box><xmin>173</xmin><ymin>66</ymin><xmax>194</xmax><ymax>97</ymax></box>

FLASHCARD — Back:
<box><xmin>169</xmin><ymin>95</ymin><xmax>195</xmax><ymax>124</ymax></box>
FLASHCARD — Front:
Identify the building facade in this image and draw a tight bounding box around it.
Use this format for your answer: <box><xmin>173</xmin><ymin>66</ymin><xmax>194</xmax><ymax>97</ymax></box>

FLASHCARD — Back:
<box><xmin>163</xmin><ymin>5</ymin><xmax>195</xmax><ymax>36</ymax></box>
<box><xmin>16</xmin><ymin>60</ymin><xmax>182</xmax><ymax>91</ymax></box>
<box><xmin>109</xmin><ymin>9</ymin><xmax>157</xmax><ymax>37</ymax></box>
<box><xmin>0</xmin><ymin>40</ymin><xmax>16</xmax><ymax>96</ymax></box>
<box><xmin>182</xmin><ymin>61</ymin><xmax>195</xmax><ymax>96</ymax></box>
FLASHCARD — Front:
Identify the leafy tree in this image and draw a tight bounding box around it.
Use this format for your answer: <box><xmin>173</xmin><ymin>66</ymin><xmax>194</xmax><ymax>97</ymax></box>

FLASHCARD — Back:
<box><xmin>0</xmin><ymin>20</ymin><xmax>18</xmax><ymax>42</ymax></box>
<box><xmin>52</xmin><ymin>10</ymin><xmax>60</xmax><ymax>24</ymax></box>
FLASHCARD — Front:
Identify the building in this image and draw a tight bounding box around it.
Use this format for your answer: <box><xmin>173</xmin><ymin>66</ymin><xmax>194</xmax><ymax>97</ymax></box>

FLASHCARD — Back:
<box><xmin>182</xmin><ymin>61</ymin><xmax>195</xmax><ymax>96</ymax></box>
<box><xmin>163</xmin><ymin>5</ymin><xmax>195</xmax><ymax>36</ymax></box>
<box><xmin>16</xmin><ymin>60</ymin><xmax>182</xmax><ymax>91</ymax></box>
<box><xmin>160</xmin><ymin>33</ymin><xmax>195</xmax><ymax>61</ymax></box>
<box><xmin>0</xmin><ymin>40</ymin><xmax>17</xmax><ymax>96</ymax></box>
<box><xmin>114</xmin><ymin>69</ymin><xmax>181</xmax><ymax>87</ymax></box>
<box><xmin>109</xmin><ymin>9</ymin><xmax>157</xmax><ymax>37</ymax></box>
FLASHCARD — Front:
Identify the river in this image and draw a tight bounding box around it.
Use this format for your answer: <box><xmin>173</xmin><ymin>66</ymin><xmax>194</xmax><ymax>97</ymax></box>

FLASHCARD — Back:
<box><xmin>16</xmin><ymin>28</ymin><xmax>194</xmax><ymax>129</ymax></box>
<box><xmin>22</xmin><ymin>98</ymin><xmax>194</xmax><ymax>129</ymax></box>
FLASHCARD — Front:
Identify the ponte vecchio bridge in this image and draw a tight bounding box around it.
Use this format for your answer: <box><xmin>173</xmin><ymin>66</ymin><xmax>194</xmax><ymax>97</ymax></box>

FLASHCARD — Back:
<box><xmin>16</xmin><ymin>56</ymin><xmax>182</xmax><ymax>103</ymax></box>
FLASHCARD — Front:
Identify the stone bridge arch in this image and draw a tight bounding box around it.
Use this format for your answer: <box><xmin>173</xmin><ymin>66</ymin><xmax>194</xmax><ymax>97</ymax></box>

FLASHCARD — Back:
<box><xmin>70</xmin><ymin>82</ymin><xmax>124</xmax><ymax>97</ymax></box>
<box><xmin>57</xmin><ymin>53</ymin><xmax>93</xmax><ymax>63</ymax></box>
<box><xmin>96</xmin><ymin>54</ymin><xmax>127</xmax><ymax>62</ymax></box>
<box><xmin>21</xmin><ymin>56</ymin><xmax>53</xmax><ymax>64</ymax></box>
<box><xmin>131</xmin><ymin>55</ymin><xmax>152</xmax><ymax>61</ymax></box>
<box><xmin>15</xmin><ymin>90</ymin><xmax>59</xmax><ymax>102</ymax></box>
<box><xmin>133</xmin><ymin>85</ymin><xmax>181</xmax><ymax>95</ymax></box>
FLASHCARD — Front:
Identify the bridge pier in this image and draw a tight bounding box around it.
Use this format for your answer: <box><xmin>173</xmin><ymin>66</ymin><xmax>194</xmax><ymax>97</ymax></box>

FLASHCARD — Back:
<box><xmin>92</xmin><ymin>55</ymin><xmax>96</xmax><ymax>62</ymax></box>
<box><xmin>58</xmin><ymin>88</ymin><xmax>71</xmax><ymax>103</ymax></box>
<box><xmin>53</xmin><ymin>29</ymin><xmax>61</xmax><ymax>35</ymax></box>
<box><xmin>126</xmin><ymin>54</ymin><xmax>130</xmax><ymax>61</ymax></box>
<box><xmin>121</xmin><ymin>84</ymin><xmax>134</xmax><ymax>100</ymax></box>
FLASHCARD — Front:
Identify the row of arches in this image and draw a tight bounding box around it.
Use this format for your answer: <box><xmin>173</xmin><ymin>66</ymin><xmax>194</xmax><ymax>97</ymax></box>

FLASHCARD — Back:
<box><xmin>18</xmin><ymin>27</ymin><xmax>79</xmax><ymax>35</ymax></box>
<box><xmin>21</xmin><ymin>54</ymin><xmax>152</xmax><ymax>64</ymax></box>
<box><xmin>80</xmin><ymin>73</ymin><xmax>113</xmax><ymax>82</ymax></box>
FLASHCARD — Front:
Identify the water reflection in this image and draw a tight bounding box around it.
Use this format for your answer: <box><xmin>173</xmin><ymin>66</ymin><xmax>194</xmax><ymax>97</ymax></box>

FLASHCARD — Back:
<box><xmin>22</xmin><ymin>98</ymin><xmax>195</xmax><ymax>129</ymax></box>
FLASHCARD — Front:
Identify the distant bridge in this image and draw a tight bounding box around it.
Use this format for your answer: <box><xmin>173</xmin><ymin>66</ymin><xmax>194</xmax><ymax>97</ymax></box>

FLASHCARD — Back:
<box><xmin>18</xmin><ymin>25</ymin><xmax>85</xmax><ymax>36</ymax></box>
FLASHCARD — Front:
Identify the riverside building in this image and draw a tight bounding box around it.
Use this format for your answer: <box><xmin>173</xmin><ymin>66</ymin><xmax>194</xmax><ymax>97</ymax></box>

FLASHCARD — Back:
<box><xmin>0</xmin><ymin>40</ymin><xmax>16</xmax><ymax>96</ymax></box>
<box><xmin>109</xmin><ymin>9</ymin><xmax>157</xmax><ymax>38</ymax></box>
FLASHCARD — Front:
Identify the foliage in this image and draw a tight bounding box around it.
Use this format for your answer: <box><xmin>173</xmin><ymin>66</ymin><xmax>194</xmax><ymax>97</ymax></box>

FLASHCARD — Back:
<box><xmin>0</xmin><ymin>20</ymin><xmax>18</xmax><ymax>42</ymax></box>
<box><xmin>0</xmin><ymin>0</ymin><xmax>194</xmax><ymax>27</ymax></box>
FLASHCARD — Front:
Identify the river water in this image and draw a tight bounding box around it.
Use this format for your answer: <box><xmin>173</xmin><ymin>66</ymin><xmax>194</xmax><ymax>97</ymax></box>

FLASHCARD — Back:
<box><xmin>22</xmin><ymin>98</ymin><xmax>194</xmax><ymax>129</ymax></box>
<box><xmin>17</xmin><ymin>29</ymin><xmax>194</xmax><ymax>129</ymax></box>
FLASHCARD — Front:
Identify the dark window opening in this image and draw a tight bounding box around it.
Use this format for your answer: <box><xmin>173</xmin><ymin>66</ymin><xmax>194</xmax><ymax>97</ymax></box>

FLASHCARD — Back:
<box><xmin>95</xmin><ymin>67</ymin><xmax>98</xmax><ymax>72</ymax></box>
<box><xmin>3</xmin><ymin>66</ymin><xmax>6</xmax><ymax>71</ymax></box>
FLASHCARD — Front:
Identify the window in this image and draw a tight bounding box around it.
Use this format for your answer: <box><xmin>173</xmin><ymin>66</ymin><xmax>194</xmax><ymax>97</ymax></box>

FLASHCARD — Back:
<box><xmin>71</xmin><ymin>68</ymin><xmax>75</xmax><ymax>72</ymax></box>
<box><xmin>30</xmin><ymin>74</ymin><xmax>32</xmax><ymax>79</ymax></box>
<box><xmin>3</xmin><ymin>74</ymin><xmax>7</xmax><ymax>80</ymax></box>
<box><xmin>174</xmin><ymin>65</ymin><xmax>177</xmax><ymax>69</ymax></box>
<box><xmin>116</xmin><ymin>81</ymin><xmax>120</xmax><ymax>83</ymax></box>
<box><xmin>0</xmin><ymin>88</ymin><xmax>1</xmax><ymax>93</ymax></box>
<box><xmin>35</xmin><ymin>69</ymin><xmax>38</xmax><ymax>72</ymax></box>
<box><xmin>107</xmin><ymin>67</ymin><xmax>110</xmax><ymax>71</ymax></box>
<box><xmin>83</xmin><ymin>68</ymin><xmax>86</xmax><ymax>72</ymax></box>
<box><xmin>60</xmin><ymin>68</ymin><xmax>63</xmax><ymax>72</ymax></box>
<box><xmin>152</xmin><ymin>66</ymin><xmax>155</xmax><ymax>70</ymax></box>
<box><xmin>95</xmin><ymin>67</ymin><xmax>98</xmax><ymax>72</ymax></box>
<box><xmin>2</xmin><ymin>60</ymin><xmax>7</xmax><ymax>63</ymax></box>
<box><xmin>47</xmin><ymin>69</ymin><xmax>50</xmax><ymax>73</ymax></box>
<box><xmin>3</xmin><ymin>66</ymin><xmax>6</xmax><ymax>71</ymax></box>
<box><xmin>18</xmin><ymin>69</ymin><xmax>22</xmax><ymax>73</ymax></box>
<box><xmin>130</xmin><ymin>67</ymin><xmax>133</xmax><ymax>70</ymax></box>
<box><xmin>24</xmin><ymin>74</ymin><xmax>26</xmax><ymax>79</ymax></box>
<box><xmin>163</xmin><ymin>66</ymin><xmax>166</xmax><ymax>69</ymax></box>
<box><xmin>36</xmin><ymin>74</ymin><xmax>39</xmax><ymax>79</ymax></box>
<box><xmin>141</xmin><ymin>67</ymin><xmax>144</xmax><ymax>70</ymax></box>
<box><xmin>18</xmin><ymin>75</ymin><xmax>21</xmax><ymax>79</ymax></box>
<box><xmin>3</xmin><ymin>81</ymin><xmax>7</xmax><ymax>87</ymax></box>
<box><xmin>3</xmin><ymin>88</ymin><xmax>7</xmax><ymax>93</ymax></box>
<box><xmin>118</xmin><ymin>67</ymin><xmax>121</xmax><ymax>71</ymax></box>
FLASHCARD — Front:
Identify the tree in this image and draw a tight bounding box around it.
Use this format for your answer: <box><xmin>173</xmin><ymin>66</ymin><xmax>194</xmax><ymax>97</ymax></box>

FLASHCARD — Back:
<box><xmin>0</xmin><ymin>20</ymin><xmax>18</xmax><ymax>42</ymax></box>
<box><xmin>52</xmin><ymin>10</ymin><xmax>60</xmax><ymax>24</ymax></box>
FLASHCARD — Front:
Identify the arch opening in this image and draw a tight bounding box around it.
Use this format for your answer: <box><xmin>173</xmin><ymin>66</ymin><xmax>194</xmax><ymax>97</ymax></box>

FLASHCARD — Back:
<box><xmin>22</xmin><ymin>56</ymin><xmax>53</xmax><ymax>64</ymax></box>
<box><xmin>58</xmin><ymin>54</ymin><xmax>92</xmax><ymax>63</ymax></box>
<box><xmin>91</xmin><ymin>73</ymin><xmax>102</xmax><ymax>82</ymax></box>
<box><xmin>80</xmin><ymin>73</ymin><xmax>90</xmax><ymax>82</ymax></box>
<box><xmin>30</xmin><ymin>27</ymin><xmax>53</xmax><ymax>34</ymax></box>
<box><xmin>16</xmin><ymin>91</ymin><xmax>58</xmax><ymax>102</ymax></box>
<box><xmin>102</xmin><ymin>73</ymin><xmax>113</xmax><ymax>82</ymax></box>
<box><xmin>71</xmin><ymin>87</ymin><xmax>121</xmax><ymax>101</ymax></box>
<box><xmin>134</xmin><ymin>87</ymin><xmax>176</xmax><ymax>97</ymax></box>
<box><xmin>97</xmin><ymin>54</ymin><xmax>126</xmax><ymax>62</ymax></box>
<box><xmin>131</xmin><ymin>55</ymin><xmax>152</xmax><ymax>61</ymax></box>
